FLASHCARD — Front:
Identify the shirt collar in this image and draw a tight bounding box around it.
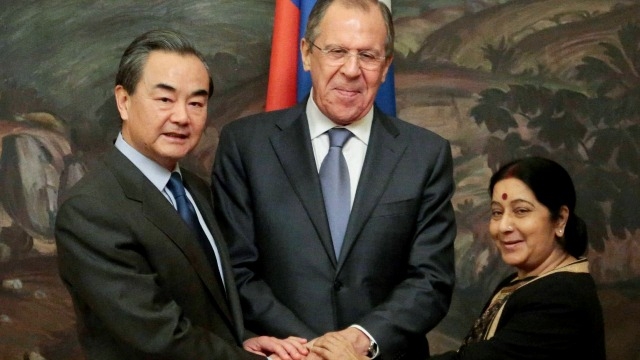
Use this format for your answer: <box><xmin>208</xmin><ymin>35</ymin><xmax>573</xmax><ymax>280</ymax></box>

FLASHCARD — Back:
<box><xmin>114</xmin><ymin>132</ymin><xmax>179</xmax><ymax>191</ymax></box>
<box><xmin>306</xmin><ymin>89</ymin><xmax>373</xmax><ymax>145</ymax></box>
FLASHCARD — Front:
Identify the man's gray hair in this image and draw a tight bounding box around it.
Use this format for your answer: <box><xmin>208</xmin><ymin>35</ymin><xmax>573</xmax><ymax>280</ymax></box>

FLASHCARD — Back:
<box><xmin>115</xmin><ymin>29</ymin><xmax>213</xmax><ymax>97</ymax></box>
<box><xmin>304</xmin><ymin>0</ymin><xmax>394</xmax><ymax>57</ymax></box>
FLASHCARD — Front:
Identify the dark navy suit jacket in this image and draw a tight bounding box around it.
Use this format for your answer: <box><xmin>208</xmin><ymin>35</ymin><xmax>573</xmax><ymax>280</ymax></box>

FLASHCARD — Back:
<box><xmin>212</xmin><ymin>103</ymin><xmax>457</xmax><ymax>359</ymax></box>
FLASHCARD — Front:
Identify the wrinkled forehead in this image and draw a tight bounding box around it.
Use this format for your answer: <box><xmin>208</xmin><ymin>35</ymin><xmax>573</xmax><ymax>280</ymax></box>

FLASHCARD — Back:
<box><xmin>317</xmin><ymin>4</ymin><xmax>387</xmax><ymax>47</ymax></box>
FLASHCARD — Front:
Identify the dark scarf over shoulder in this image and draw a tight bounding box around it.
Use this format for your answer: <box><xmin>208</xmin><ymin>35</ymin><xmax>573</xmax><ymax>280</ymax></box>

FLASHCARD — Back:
<box><xmin>463</xmin><ymin>258</ymin><xmax>589</xmax><ymax>344</ymax></box>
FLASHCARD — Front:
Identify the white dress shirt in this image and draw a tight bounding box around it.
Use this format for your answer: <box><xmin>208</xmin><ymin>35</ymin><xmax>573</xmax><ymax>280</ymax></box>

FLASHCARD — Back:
<box><xmin>307</xmin><ymin>91</ymin><xmax>373</xmax><ymax>207</ymax></box>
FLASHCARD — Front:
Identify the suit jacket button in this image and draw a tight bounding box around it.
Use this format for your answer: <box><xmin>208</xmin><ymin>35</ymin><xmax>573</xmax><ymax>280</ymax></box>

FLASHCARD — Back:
<box><xmin>333</xmin><ymin>281</ymin><xmax>343</xmax><ymax>291</ymax></box>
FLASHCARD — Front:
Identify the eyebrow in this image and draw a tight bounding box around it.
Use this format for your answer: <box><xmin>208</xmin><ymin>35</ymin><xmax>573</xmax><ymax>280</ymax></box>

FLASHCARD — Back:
<box><xmin>154</xmin><ymin>83</ymin><xmax>209</xmax><ymax>97</ymax></box>
<box><xmin>491</xmin><ymin>199</ymin><xmax>535</xmax><ymax>207</ymax></box>
<box><xmin>192</xmin><ymin>89</ymin><xmax>209</xmax><ymax>97</ymax></box>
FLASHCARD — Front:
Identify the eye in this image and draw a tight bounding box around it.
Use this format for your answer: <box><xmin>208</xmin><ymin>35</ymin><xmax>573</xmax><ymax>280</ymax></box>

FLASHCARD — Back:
<box><xmin>514</xmin><ymin>207</ymin><xmax>531</xmax><ymax>216</ymax></box>
<box><xmin>327</xmin><ymin>48</ymin><xmax>348</xmax><ymax>58</ymax></box>
<box><xmin>490</xmin><ymin>208</ymin><xmax>503</xmax><ymax>219</ymax></box>
<box><xmin>358</xmin><ymin>52</ymin><xmax>378</xmax><ymax>62</ymax></box>
<box><xmin>158</xmin><ymin>97</ymin><xmax>172</xmax><ymax>103</ymax></box>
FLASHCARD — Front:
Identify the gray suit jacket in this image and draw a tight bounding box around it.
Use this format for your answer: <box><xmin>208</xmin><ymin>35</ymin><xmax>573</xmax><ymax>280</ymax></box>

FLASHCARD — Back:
<box><xmin>212</xmin><ymin>104</ymin><xmax>457</xmax><ymax>359</ymax></box>
<box><xmin>55</xmin><ymin>147</ymin><xmax>264</xmax><ymax>360</ymax></box>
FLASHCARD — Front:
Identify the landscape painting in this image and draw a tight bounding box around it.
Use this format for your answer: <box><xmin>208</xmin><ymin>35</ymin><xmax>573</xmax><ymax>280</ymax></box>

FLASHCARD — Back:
<box><xmin>1</xmin><ymin>0</ymin><xmax>639</xmax><ymax>359</ymax></box>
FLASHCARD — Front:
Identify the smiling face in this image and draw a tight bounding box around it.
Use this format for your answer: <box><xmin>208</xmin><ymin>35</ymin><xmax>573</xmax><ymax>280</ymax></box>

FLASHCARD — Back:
<box><xmin>115</xmin><ymin>50</ymin><xmax>210</xmax><ymax>171</ymax></box>
<box><xmin>301</xmin><ymin>1</ymin><xmax>391</xmax><ymax>126</ymax></box>
<box><xmin>489</xmin><ymin>178</ymin><xmax>569</xmax><ymax>278</ymax></box>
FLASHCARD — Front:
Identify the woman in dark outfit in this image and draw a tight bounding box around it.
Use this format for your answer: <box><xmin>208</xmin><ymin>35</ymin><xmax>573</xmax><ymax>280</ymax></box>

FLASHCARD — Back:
<box><xmin>309</xmin><ymin>157</ymin><xmax>605</xmax><ymax>360</ymax></box>
<box><xmin>430</xmin><ymin>157</ymin><xmax>605</xmax><ymax>360</ymax></box>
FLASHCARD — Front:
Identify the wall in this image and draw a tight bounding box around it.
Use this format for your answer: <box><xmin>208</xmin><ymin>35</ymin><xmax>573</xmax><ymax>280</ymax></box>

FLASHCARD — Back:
<box><xmin>0</xmin><ymin>0</ymin><xmax>639</xmax><ymax>359</ymax></box>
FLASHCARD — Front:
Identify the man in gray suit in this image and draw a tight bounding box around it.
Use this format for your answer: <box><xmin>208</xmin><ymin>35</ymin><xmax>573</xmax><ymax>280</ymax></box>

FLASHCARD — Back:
<box><xmin>211</xmin><ymin>1</ymin><xmax>457</xmax><ymax>359</ymax></box>
<box><xmin>55</xmin><ymin>29</ymin><xmax>307</xmax><ymax>360</ymax></box>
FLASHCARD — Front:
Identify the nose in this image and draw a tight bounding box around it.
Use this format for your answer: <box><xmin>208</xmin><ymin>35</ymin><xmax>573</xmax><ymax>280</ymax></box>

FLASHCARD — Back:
<box><xmin>498</xmin><ymin>213</ymin><xmax>514</xmax><ymax>233</ymax></box>
<box><xmin>171</xmin><ymin>101</ymin><xmax>189</xmax><ymax>124</ymax></box>
<box><xmin>340</xmin><ymin>53</ymin><xmax>361</xmax><ymax>76</ymax></box>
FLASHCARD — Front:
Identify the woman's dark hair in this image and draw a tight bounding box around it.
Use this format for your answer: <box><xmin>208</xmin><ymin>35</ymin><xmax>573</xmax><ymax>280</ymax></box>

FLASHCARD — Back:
<box><xmin>488</xmin><ymin>157</ymin><xmax>588</xmax><ymax>257</ymax></box>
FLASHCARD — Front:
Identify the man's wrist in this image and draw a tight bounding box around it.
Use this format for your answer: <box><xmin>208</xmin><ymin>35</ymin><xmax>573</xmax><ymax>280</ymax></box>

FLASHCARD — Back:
<box><xmin>349</xmin><ymin>324</ymin><xmax>379</xmax><ymax>358</ymax></box>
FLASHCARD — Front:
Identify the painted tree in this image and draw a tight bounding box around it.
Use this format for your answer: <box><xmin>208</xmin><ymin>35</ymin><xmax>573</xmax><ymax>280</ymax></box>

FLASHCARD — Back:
<box><xmin>470</xmin><ymin>22</ymin><xmax>640</xmax><ymax>252</ymax></box>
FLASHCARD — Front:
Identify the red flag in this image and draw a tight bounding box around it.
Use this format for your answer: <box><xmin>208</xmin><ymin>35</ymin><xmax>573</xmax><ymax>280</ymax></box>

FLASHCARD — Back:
<box><xmin>265</xmin><ymin>0</ymin><xmax>301</xmax><ymax>111</ymax></box>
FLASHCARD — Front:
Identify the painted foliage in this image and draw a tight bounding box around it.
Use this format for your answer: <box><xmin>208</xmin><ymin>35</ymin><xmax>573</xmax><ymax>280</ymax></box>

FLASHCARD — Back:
<box><xmin>0</xmin><ymin>0</ymin><xmax>638</xmax><ymax>359</ymax></box>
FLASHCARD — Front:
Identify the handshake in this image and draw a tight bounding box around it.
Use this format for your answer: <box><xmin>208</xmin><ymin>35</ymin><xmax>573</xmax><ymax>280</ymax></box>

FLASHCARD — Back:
<box><xmin>244</xmin><ymin>327</ymin><xmax>372</xmax><ymax>360</ymax></box>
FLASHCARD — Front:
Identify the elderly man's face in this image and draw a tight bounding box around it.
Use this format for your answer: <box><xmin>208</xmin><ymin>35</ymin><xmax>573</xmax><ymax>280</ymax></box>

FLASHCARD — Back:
<box><xmin>301</xmin><ymin>2</ymin><xmax>391</xmax><ymax>126</ymax></box>
<box><xmin>115</xmin><ymin>51</ymin><xmax>210</xmax><ymax>170</ymax></box>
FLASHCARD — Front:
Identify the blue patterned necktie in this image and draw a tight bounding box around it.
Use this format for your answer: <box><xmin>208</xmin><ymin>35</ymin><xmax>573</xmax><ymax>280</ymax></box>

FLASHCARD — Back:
<box><xmin>166</xmin><ymin>172</ymin><xmax>224</xmax><ymax>288</ymax></box>
<box><xmin>319</xmin><ymin>128</ymin><xmax>354</xmax><ymax>258</ymax></box>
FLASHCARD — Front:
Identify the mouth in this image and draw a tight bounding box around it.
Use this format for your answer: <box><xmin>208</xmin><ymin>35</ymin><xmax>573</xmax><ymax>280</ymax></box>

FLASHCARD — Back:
<box><xmin>334</xmin><ymin>87</ymin><xmax>361</xmax><ymax>98</ymax></box>
<box><xmin>501</xmin><ymin>240</ymin><xmax>523</xmax><ymax>251</ymax></box>
<box><xmin>163</xmin><ymin>132</ymin><xmax>189</xmax><ymax>140</ymax></box>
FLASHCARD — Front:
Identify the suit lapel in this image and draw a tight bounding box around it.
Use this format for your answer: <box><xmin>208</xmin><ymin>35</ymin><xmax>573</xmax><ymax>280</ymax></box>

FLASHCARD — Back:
<box><xmin>270</xmin><ymin>107</ymin><xmax>338</xmax><ymax>266</ymax></box>
<box><xmin>103</xmin><ymin>150</ymin><xmax>236</xmax><ymax>333</ymax></box>
<box><xmin>338</xmin><ymin>111</ymin><xmax>407</xmax><ymax>270</ymax></box>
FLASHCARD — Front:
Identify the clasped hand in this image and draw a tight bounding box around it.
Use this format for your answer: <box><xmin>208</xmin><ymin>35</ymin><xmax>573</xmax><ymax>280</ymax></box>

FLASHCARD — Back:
<box><xmin>244</xmin><ymin>327</ymin><xmax>369</xmax><ymax>360</ymax></box>
<box><xmin>244</xmin><ymin>335</ymin><xmax>308</xmax><ymax>360</ymax></box>
<box><xmin>306</xmin><ymin>330</ymin><xmax>369</xmax><ymax>360</ymax></box>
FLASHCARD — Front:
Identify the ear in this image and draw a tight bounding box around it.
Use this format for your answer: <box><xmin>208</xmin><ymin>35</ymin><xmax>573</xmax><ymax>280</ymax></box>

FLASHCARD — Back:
<box><xmin>555</xmin><ymin>205</ymin><xmax>569</xmax><ymax>237</ymax></box>
<box><xmin>114</xmin><ymin>85</ymin><xmax>130</xmax><ymax>121</ymax></box>
<box><xmin>300</xmin><ymin>38</ymin><xmax>312</xmax><ymax>71</ymax></box>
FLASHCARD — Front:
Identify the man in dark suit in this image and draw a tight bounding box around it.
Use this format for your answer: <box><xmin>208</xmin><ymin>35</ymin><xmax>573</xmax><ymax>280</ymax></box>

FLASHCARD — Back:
<box><xmin>55</xmin><ymin>29</ymin><xmax>307</xmax><ymax>360</ymax></box>
<box><xmin>211</xmin><ymin>1</ymin><xmax>457</xmax><ymax>359</ymax></box>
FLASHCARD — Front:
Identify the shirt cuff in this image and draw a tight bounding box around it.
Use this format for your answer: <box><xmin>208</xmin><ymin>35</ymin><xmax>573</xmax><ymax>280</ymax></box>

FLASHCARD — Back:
<box><xmin>349</xmin><ymin>324</ymin><xmax>380</xmax><ymax>358</ymax></box>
